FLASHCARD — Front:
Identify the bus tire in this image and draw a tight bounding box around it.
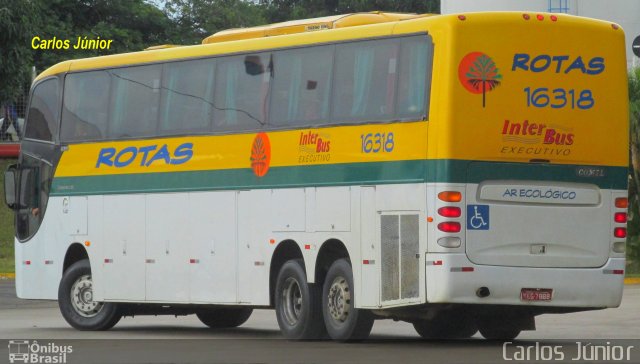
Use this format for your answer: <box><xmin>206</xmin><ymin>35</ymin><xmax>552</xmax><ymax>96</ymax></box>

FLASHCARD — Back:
<box><xmin>196</xmin><ymin>308</ymin><xmax>253</xmax><ymax>328</ymax></box>
<box><xmin>322</xmin><ymin>259</ymin><xmax>374</xmax><ymax>342</ymax></box>
<box><xmin>275</xmin><ymin>259</ymin><xmax>326</xmax><ymax>340</ymax></box>
<box><xmin>58</xmin><ymin>259</ymin><xmax>121</xmax><ymax>331</ymax></box>
<box><xmin>478</xmin><ymin>319</ymin><xmax>521</xmax><ymax>341</ymax></box>
<box><xmin>413</xmin><ymin>312</ymin><xmax>477</xmax><ymax>339</ymax></box>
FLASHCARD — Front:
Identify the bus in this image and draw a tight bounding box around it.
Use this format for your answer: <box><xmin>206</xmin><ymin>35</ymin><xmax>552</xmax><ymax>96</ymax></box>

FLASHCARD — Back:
<box><xmin>3</xmin><ymin>11</ymin><xmax>629</xmax><ymax>341</ymax></box>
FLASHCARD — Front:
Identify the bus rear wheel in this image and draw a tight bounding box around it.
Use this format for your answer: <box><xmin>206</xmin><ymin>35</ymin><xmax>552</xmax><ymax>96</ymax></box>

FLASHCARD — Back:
<box><xmin>478</xmin><ymin>318</ymin><xmax>522</xmax><ymax>341</ymax></box>
<box><xmin>275</xmin><ymin>259</ymin><xmax>326</xmax><ymax>340</ymax></box>
<box><xmin>58</xmin><ymin>259</ymin><xmax>121</xmax><ymax>331</ymax></box>
<box><xmin>196</xmin><ymin>308</ymin><xmax>253</xmax><ymax>328</ymax></box>
<box><xmin>322</xmin><ymin>259</ymin><xmax>374</xmax><ymax>341</ymax></box>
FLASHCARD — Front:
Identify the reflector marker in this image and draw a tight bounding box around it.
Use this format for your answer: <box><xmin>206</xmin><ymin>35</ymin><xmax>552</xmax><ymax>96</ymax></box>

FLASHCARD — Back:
<box><xmin>615</xmin><ymin>197</ymin><xmax>628</xmax><ymax>208</ymax></box>
<box><xmin>189</xmin><ymin>259</ymin><xmax>199</xmax><ymax>264</ymax></box>
<box><xmin>426</xmin><ymin>260</ymin><xmax>443</xmax><ymax>266</ymax></box>
<box><xmin>23</xmin><ymin>260</ymin><xmax>31</xmax><ymax>266</ymax></box>
<box><xmin>104</xmin><ymin>259</ymin><xmax>113</xmax><ymax>264</ymax></box>
<box><xmin>44</xmin><ymin>260</ymin><xmax>54</xmax><ymax>265</ymax></box>
<box><xmin>362</xmin><ymin>260</ymin><xmax>376</xmax><ymax>265</ymax></box>
<box><xmin>145</xmin><ymin>259</ymin><xmax>155</xmax><ymax>264</ymax></box>
<box><xmin>254</xmin><ymin>261</ymin><xmax>265</xmax><ymax>266</ymax></box>
<box><xmin>304</xmin><ymin>244</ymin><xmax>316</xmax><ymax>250</ymax></box>
<box><xmin>451</xmin><ymin>267</ymin><xmax>474</xmax><ymax>272</ymax></box>
<box><xmin>603</xmin><ymin>269</ymin><xmax>624</xmax><ymax>275</ymax></box>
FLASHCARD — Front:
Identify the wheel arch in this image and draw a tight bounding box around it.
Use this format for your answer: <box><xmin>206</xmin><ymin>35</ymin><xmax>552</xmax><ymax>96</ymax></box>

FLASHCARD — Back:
<box><xmin>314</xmin><ymin>238</ymin><xmax>350</xmax><ymax>287</ymax></box>
<box><xmin>63</xmin><ymin>242</ymin><xmax>89</xmax><ymax>273</ymax></box>
<box><xmin>269</xmin><ymin>239</ymin><xmax>304</xmax><ymax>306</ymax></box>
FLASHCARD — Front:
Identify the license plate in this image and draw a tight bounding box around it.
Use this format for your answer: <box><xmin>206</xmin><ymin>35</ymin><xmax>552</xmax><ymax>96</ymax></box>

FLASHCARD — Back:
<box><xmin>520</xmin><ymin>288</ymin><xmax>553</xmax><ymax>302</ymax></box>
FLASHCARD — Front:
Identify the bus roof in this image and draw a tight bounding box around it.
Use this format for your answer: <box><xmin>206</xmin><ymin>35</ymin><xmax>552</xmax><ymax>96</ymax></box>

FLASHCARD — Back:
<box><xmin>202</xmin><ymin>12</ymin><xmax>433</xmax><ymax>44</ymax></box>
<box><xmin>34</xmin><ymin>12</ymin><xmax>621</xmax><ymax>83</ymax></box>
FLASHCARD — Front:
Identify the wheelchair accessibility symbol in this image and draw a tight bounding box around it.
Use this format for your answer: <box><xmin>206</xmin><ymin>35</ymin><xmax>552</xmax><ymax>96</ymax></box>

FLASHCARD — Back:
<box><xmin>467</xmin><ymin>205</ymin><xmax>489</xmax><ymax>230</ymax></box>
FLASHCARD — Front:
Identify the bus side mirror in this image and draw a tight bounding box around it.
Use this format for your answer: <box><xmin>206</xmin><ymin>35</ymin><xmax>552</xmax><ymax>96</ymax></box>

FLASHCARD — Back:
<box><xmin>4</xmin><ymin>165</ymin><xmax>17</xmax><ymax>210</ymax></box>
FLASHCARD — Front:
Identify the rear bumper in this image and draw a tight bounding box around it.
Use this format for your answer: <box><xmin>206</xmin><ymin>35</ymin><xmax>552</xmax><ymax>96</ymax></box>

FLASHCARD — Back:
<box><xmin>426</xmin><ymin>254</ymin><xmax>624</xmax><ymax>309</ymax></box>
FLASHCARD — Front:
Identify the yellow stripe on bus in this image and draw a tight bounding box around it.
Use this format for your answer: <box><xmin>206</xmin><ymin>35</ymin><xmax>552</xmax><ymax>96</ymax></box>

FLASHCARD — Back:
<box><xmin>55</xmin><ymin>122</ymin><xmax>428</xmax><ymax>177</ymax></box>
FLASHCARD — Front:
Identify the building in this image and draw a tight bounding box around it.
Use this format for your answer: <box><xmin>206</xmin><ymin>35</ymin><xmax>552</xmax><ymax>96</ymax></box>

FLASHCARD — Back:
<box><xmin>441</xmin><ymin>0</ymin><xmax>640</xmax><ymax>69</ymax></box>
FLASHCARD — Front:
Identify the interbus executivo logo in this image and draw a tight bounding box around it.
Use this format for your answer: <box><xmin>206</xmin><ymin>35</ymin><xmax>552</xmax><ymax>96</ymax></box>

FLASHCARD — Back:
<box><xmin>8</xmin><ymin>340</ymin><xmax>73</xmax><ymax>363</ymax></box>
<box><xmin>250</xmin><ymin>132</ymin><xmax>271</xmax><ymax>177</ymax></box>
<box><xmin>458</xmin><ymin>52</ymin><xmax>503</xmax><ymax>107</ymax></box>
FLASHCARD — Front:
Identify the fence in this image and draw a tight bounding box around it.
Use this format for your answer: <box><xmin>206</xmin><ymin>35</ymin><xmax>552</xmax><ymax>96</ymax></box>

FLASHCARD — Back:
<box><xmin>0</xmin><ymin>90</ymin><xmax>29</xmax><ymax>142</ymax></box>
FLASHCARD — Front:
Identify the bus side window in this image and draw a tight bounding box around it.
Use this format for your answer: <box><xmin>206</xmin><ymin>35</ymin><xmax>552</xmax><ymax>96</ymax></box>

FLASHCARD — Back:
<box><xmin>24</xmin><ymin>78</ymin><xmax>59</xmax><ymax>142</ymax></box>
<box><xmin>61</xmin><ymin>71</ymin><xmax>110</xmax><ymax>142</ymax></box>
<box><xmin>397</xmin><ymin>36</ymin><xmax>432</xmax><ymax>119</ymax></box>
<box><xmin>15</xmin><ymin>155</ymin><xmax>52</xmax><ymax>241</ymax></box>
<box><xmin>332</xmin><ymin>39</ymin><xmax>400</xmax><ymax>122</ymax></box>
<box><xmin>270</xmin><ymin>45</ymin><xmax>334</xmax><ymax>127</ymax></box>
<box><xmin>108</xmin><ymin>65</ymin><xmax>161</xmax><ymax>139</ymax></box>
<box><xmin>213</xmin><ymin>54</ymin><xmax>270</xmax><ymax>132</ymax></box>
<box><xmin>160</xmin><ymin>58</ymin><xmax>215</xmax><ymax>135</ymax></box>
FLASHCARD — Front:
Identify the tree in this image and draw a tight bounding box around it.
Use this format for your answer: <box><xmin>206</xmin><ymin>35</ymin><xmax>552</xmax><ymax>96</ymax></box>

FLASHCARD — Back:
<box><xmin>33</xmin><ymin>0</ymin><xmax>177</xmax><ymax>73</ymax></box>
<box><xmin>0</xmin><ymin>0</ymin><xmax>38</xmax><ymax>103</ymax></box>
<box><xmin>628</xmin><ymin>67</ymin><xmax>640</xmax><ymax>264</ymax></box>
<box><xmin>260</xmin><ymin>0</ymin><xmax>439</xmax><ymax>23</ymax></box>
<box><xmin>165</xmin><ymin>0</ymin><xmax>267</xmax><ymax>44</ymax></box>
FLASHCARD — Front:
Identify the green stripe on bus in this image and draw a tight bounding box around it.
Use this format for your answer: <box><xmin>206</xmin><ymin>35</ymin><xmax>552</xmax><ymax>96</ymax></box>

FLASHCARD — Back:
<box><xmin>50</xmin><ymin>160</ymin><xmax>627</xmax><ymax>196</ymax></box>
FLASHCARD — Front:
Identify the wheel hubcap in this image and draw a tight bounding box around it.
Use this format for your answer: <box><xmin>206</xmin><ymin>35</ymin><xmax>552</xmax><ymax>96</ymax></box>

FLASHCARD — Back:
<box><xmin>70</xmin><ymin>274</ymin><xmax>103</xmax><ymax>317</ymax></box>
<box><xmin>327</xmin><ymin>276</ymin><xmax>350</xmax><ymax>323</ymax></box>
<box><xmin>282</xmin><ymin>277</ymin><xmax>303</xmax><ymax>326</ymax></box>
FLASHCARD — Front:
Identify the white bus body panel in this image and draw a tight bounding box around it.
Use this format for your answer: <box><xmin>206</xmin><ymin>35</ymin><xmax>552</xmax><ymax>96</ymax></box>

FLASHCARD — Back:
<box><xmin>188</xmin><ymin>192</ymin><xmax>238</xmax><ymax>303</ymax></box>
<box><xmin>426</xmin><ymin>254</ymin><xmax>625</xmax><ymax>308</ymax></box>
<box><xmin>16</xmin><ymin>183</ymin><xmax>429</xmax><ymax>309</ymax></box>
<box><xmin>15</xmin><ymin>182</ymin><xmax>622</xmax><ymax>310</ymax></box>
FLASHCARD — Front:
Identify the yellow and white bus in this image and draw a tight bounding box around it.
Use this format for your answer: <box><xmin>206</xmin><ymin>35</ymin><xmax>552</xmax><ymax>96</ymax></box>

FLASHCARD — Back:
<box><xmin>4</xmin><ymin>11</ymin><xmax>629</xmax><ymax>341</ymax></box>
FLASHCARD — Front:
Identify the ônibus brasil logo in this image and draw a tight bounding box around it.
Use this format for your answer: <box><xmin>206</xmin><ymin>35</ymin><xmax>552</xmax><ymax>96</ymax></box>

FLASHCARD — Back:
<box><xmin>250</xmin><ymin>132</ymin><xmax>271</xmax><ymax>177</ymax></box>
<box><xmin>458</xmin><ymin>52</ymin><xmax>503</xmax><ymax>107</ymax></box>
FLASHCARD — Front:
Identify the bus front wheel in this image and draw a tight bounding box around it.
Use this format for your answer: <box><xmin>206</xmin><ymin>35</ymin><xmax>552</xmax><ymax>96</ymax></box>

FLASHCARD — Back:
<box><xmin>58</xmin><ymin>259</ymin><xmax>121</xmax><ymax>331</ymax></box>
<box><xmin>322</xmin><ymin>259</ymin><xmax>374</xmax><ymax>341</ymax></box>
<box><xmin>275</xmin><ymin>259</ymin><xmax>326</xmax><ymax>340</ymax></box>
<box><xmin>196</xmin><ymin>307</ymin><xmax>253</xmax><ymax>328</ymax></box>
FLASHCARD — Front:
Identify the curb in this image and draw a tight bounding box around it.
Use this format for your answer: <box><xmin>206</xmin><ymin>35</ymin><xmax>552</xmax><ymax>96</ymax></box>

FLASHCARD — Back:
<box><xmin>0</xmin><ymin>273</ymin><xmax>15</xmax><ymax>279</ymax></box>
<box><xmin>625</xmin><ymin>277</ymin><xmax>640</xmax><ymax>285</ymax></box>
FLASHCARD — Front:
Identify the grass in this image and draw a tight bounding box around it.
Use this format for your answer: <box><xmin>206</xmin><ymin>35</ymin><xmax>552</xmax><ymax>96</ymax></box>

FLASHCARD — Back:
<box><xmin>0</xmin><ymin>158</ymin><xmax>16</xmax><ymax>273</ymax></box>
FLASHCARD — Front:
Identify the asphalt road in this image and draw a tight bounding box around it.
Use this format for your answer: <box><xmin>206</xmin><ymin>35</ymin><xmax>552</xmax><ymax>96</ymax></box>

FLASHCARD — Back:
<box><xmin>0</xmin><ymin>279</ymin><xmax>639</xmax><ymax>363</ymax></box>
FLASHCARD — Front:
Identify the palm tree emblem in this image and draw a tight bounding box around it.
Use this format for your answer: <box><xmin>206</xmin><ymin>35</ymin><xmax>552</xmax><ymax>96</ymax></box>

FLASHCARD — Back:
<box><xmin>459</xmin><ymin>52</ymin><xmax>502</xmax><ymax>107</ymax></box>
<box><xmin>250</xmin><ymin>132</ymin><xmax>271</xmax><ymax>177</ymax></box>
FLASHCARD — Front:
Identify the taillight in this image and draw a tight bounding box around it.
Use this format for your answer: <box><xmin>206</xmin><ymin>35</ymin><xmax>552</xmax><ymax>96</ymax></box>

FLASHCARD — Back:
<box><xmin>438</xmin><ymin>191</ymin><xmax>462</xmax><ymax>202</ymax></box>
<box><xmin>614</xmin><ymin>227</ymin><xmax>626</xmax><ymax>238</ymax></box>
<box><xmin>614</xmin><ymin>212</ymin><xmax>627</xmax><ymax>223</ymax></box>
<box><xmin>438</xmin><ymin>206</ymin><xmax>461</xmax><ymax>218</ymax></box>
<box><xmin>438</xmin><ymin>222</ymin><xmax>461</xmax><ymax>233</ymax></box>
